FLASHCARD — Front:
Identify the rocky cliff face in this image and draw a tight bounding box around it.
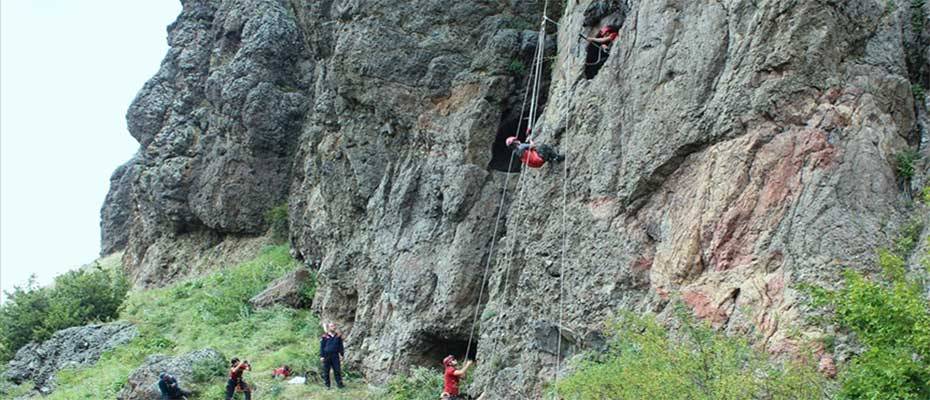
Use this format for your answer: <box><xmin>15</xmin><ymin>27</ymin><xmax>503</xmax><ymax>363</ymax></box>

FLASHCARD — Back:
<box><xmin>102</xmin><ymin>0</ymin><xmax>929</xmax><ymax>396</ymax></box>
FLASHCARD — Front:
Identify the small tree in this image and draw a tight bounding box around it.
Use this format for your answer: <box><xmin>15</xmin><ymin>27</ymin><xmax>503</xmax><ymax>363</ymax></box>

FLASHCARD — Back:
<box><xmin>0</xmin><ymin>277</ymin><xmax>50</xmax><ymax>362</ymax></box>
<box><xmin>809</xmin><ymin>249</ymin><xmax>930</xmax><ymax>400</ymax></box>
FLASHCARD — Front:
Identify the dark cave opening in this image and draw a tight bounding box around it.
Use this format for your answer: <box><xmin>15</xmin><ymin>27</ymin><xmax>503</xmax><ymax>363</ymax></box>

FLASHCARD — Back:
<box><xmin>409</xmin><ymin>332</ymin><xmax>477</xmax><ymax>369</ymax></box>
<box><xmin>488</xmin><ymin>115</ymin><xmax>525</xmax><ymax>173</ymax></box>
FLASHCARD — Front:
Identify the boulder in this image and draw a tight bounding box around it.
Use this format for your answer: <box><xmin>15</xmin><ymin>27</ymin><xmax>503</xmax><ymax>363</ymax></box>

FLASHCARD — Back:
<box><xmin>117</xmin><ymin>348</ymin><xmax>225</xmax><ymax>400</ymax></box>
<box><xmin>3</xmin><ymin>322</ymin><xmax>137</xmax><ymax>394</ymax></box>
<box><xmin>249</xmin><ymin>268</ymin><xmax>312</xmax><ymax>309</ymax></box>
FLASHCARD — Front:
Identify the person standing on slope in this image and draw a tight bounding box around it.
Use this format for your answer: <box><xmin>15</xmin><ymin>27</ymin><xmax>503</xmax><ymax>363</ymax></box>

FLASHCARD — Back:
<box><xmin>224</xmin><ymin>358</ymin><xmax>251</xmax><ymax>400</ymax></box>
<box><xmin>320</xmin><ymin>322</ymin><xmax>345</xmax><ymax>389</ymax></box>
<box><xmin>441</xmin><ymin>355</ymin><xmax>474</xmax><ymax>400</ymax></box>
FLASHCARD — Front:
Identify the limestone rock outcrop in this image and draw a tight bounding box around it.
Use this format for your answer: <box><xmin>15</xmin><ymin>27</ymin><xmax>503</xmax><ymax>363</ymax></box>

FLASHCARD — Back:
<box><xmin>249</xmin><ymin>267</ymin><xmax>312</xmax><ymax>309</ymax></box>
<box><xmin>102</xmin><ymin>0</ymin><xmax>929</xmax><ymax>396</ymax></box>
<box><xmin>117</xmin><ymin>348</ymin><xmax>225</xmax><ymax>400</ymax></box>
<box><xmin>3</xmin><ymin>322</ymin><xmax>137</xmax><ymax>394</ymax></box>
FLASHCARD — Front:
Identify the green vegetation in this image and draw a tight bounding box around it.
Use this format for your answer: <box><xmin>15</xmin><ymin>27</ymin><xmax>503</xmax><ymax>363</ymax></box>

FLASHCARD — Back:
<box><xmin>895</xmin><ymin>149</ymin><xmax>921</xmax><ymax>181</ymax></box>
<box><xmin>807</xmin><ymin>214</ymin><xmax>930</xmax><ymax>400</ymax></box>
<box><xmin>0</xmin><ymin>253</ymin><xmax>128</xmax><ymax>362</ymax></box>
<box><xmin>554</xmin><ymin>308</ymin><xmax>831</xmax><ymax>400</ymax></box>
<box><xmin>913</xmin><ymin>83</ymin><xmax>926</xmax><ymax>101</ymax></box>
<box><xmin>386</xmin><ymin>366</ymin><xmax>444</xmax><ymax>400</ymax></box>
<box><xmin>266</xmin><ymin>204</ymin><xmax>290</xmax><ymax>244</ymax></box>
<box><xmin>912</xmin><ymin>0</ymin><xmax>926</xmax><ymax>35</ymax></box>
<box><xmin>507</xmin><ymin>59</ymin><xmax>526</xmax><ymax>76</ymax></box>
<box><xmin>3</xmin><ymin>246</ymin><xmax>376</xmax><ymax>399</ymax></box>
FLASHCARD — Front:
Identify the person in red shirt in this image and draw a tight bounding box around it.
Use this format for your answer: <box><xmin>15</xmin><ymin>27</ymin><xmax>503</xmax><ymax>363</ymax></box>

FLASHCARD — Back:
<box><xmin>587</xmin><ymin>25</ymin><xmax>620</xmax><ymax>50</ymax></box>
<box><xmin>224</xmin><ymin>358</ymin><xmax>251</xmax><ymax>400</ymax></box>
<box><xmin>506</xmin><ymin>136</ymin><xmax>565</xmax><ymax>168</ymax></box>
<box><xmin>272</xmin><ymin>365</ymin><xmax>292</xmax><ymax>379</ymax></box>
<box><xmin>584</xmin><ymin>24</ymin><xmax>620</xmax><ymax>79</ymax></box>
<box><xmin>441</xmin><ymin>355</ymin><xmax>474</xmax><ymax>400</ymax></box>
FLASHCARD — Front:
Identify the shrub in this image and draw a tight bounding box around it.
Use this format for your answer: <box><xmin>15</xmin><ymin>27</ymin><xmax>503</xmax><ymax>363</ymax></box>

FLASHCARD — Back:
<box><xmin>265</xmin><ymin>204</ymin><xmax>289</xmax><ymax>244</ymax></box>
<box><xmin>895</xmin><ymin>149</ymin><xmax>921</xmax><ymax>181</ymax></box>
<box><xmin>0</xmin><ymin>277</ymin><xmax>49</xmax><ymax>362</ymax></box>
<box><xmin>809</xmin><ymin>248</ymin><xmax>930</xmax><ymax>399</ymax></box>
<box><xmin>386</xmin><ymin>366</ymin><xmax>444</xmax><ymax>400</ymax></box>
<box><xmin>0</xmin><ymin>265</ymin><xmax>129</xmax><ymax>363</ymax></box>
<box><xmin>555</xmin><ymin>308</ymin><xmax>830</xmax><ymax>400</ymax></box>
<box><xmin>191</xmin><ymin>356</ymin><xmax>226</xmax><ymax>384</ymax></box>
<box><xmin>40</xmin><ymin>265</ymin><xmax>130</xmax><ymax>337</ymax></box>
<box><xmin>507</xmin><ymin>59</ymin><xmax>526</xmax><ymax>75</ymax></box>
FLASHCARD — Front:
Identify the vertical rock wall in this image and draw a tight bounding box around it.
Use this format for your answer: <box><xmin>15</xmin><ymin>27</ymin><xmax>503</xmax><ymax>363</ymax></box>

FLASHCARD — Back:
<box><xmin>101</xmin><ymin>0</ymin><xmax>929</xmax><ymax>396</ymax></box>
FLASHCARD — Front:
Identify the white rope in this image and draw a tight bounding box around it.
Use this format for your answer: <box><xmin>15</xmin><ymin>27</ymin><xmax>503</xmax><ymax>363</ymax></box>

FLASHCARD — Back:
<box><xmin>555</xmin><ymin>152</ymin><xmax>569</xmax><ymax>385</ymax></box>
<box><xmin>461</xmin><ymin>48</ymin><xmax>538</xmax><ymax>363</ymax></box>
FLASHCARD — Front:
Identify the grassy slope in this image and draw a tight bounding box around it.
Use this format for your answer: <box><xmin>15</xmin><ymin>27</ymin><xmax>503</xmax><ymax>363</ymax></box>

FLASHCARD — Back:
<box><xmin>12</xmin><ymin>245</ymin><xmax>382</xmax><ymax>399</ymax></box>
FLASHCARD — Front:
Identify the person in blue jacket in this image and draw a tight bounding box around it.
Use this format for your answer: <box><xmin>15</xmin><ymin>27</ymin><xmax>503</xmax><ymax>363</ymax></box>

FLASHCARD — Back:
<box><xmin>157</xmin><ymin>372</ymin><xmax>191</xmax><ymax>400</ymax></box>
<box><xmin>320</xmin><ymin>322</ymin><xmax>345</xmax><ymax>389</ymax></box>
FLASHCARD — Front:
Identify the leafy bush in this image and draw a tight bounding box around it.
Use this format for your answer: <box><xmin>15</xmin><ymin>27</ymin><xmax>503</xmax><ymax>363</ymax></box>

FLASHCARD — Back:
<box><xmin>387</xmin><ymin>366</ymin><xmax>444</xmax><ymax>400</ymax></box>
<box><xmin>895</xmin><ymin>149</ymin><xmax>921</xmax><ymax>181</ymax></box>
<box><xmin>191</xmin><ymin>356</ymin><xmax>226</xmax><ymax>384</ymax></box>
<box><xmin>809</xmin><ymin>248</ymin><xmax>930</xmax><ymax>399</ymax></box>
<box><xmin>0</xmin><ymin>264</ymin><xmax>129</xmax><ymax>362</ymax></box>
<box><xmin>507</xmin><ymin>59</ymin><xmax>526</xmax><ymax>75</ymax></box>
<box><xmin>0</xmin><ymin>277</ymin><xmax>49</xmax><ymax>362</ymax></box>
<box><xmin>41</xmin><ymin>266</ymin><xmax>130</xmax><ymax>336</ymax></box>
<box><xmin>265</xmin><ymin>204</ymin><xmax>290</xmax><ymax>244</ymax></box>
<box><xmin>555</xmin><ymin>308</ymin><xmax>830</xmax><ymax>400</ymax></box>
<box><xmin>300</xmin><ymin>270</ymin><xmax>317</xmax><ymax>306</ymax></box>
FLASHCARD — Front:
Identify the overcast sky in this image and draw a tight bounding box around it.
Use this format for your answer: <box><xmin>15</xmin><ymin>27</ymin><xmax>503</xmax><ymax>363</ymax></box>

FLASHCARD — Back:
<box><xmin>1</xmin><ymin>1</ymin><xmax>182</xmax><ymax>301</ymax></box>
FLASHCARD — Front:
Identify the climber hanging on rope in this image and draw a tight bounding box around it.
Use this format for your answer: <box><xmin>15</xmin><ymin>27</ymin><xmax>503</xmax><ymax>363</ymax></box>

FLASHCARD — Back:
<box><xmin>506</xmin><ymin>136</ymin><xmax>565</xmax><ymax>168</ymax></box>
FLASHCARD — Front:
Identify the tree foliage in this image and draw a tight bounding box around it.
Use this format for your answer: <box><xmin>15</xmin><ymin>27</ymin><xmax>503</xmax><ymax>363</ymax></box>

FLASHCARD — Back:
<box><xmin>0</xmin><ymin>265</ymin><xmax>129</xmax><ymax>362</ymax></box>
<box><xmin>809</xmin><ymin>248</ymin><xmax>930</xmax><ymax>400</ymax></box>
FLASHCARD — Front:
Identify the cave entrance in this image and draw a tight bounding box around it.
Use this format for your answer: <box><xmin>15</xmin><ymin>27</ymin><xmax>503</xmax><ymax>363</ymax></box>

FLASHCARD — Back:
<box><xmin>488</xmin><ymin>116</ymin><xmax>524</xmax><ymax>173</ymax></box>
<box><xmin>410</xmin><ymin>332</ymin><xmax>477</xmax><ymax>369</ymax></box>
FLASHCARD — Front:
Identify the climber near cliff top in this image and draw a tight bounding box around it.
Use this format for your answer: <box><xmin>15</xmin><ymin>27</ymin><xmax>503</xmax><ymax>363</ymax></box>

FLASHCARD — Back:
<box><xmin>583</xmin><ymin>24</ymin><xmax>620</xmax><ymax>79</ymax></box>
<box><xmin>506</xmin><ymin>136</ymin><xmax>565</xmax><ymax>168</ymax></box>
<box><xmin>441</xmin><ymin>355</ymin><xmax>474</xmax><ymax>400</ymax></box>
<box><xmin>320</xmin><ymin>322</ymin><xmax>345</xmax><ymax>389</ymax></box>
<box><xmin>224</xmin><ymin>358</ymin><xmax>252</xmax><ymax>400</ymax></box>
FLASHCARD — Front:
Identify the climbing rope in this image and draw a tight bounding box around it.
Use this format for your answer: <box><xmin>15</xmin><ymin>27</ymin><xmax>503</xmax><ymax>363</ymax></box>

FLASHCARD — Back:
<box><xmin>487</xmin><ymin>1</ymin><xmax>553</xmax><ymax>366</ymax></box>
<box><xmin>554</xmin><ymin>153</ymin><xmax>569</xmax><ymax>384</ymax></box>
<box><xmin>461</xmin><ymin>45</ymin><xmax>540</xmax><ymax>363</ymax></box>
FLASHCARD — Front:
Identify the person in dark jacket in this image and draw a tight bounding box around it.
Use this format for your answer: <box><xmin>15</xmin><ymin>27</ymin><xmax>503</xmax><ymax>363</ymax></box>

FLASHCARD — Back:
<box><xmin>157</xmin><ymin>372</ymin><xmax>191</xmax><ymax>400</ymax></box>
<box><xmin>224</xmin><ymin>358</ymin><xmax>251</xmax><ymax>400</ymax></box>
<box><xmin>319</xmin><ymin>322</ymin><xmax>345</xmax><ymax>389</ymax></box>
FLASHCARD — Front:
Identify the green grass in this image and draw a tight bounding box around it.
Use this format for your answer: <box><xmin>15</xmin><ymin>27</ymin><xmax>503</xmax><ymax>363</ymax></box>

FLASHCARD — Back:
<box><xmin>7</xmin><ymin>245</ymin><xmax>379</xmax><ymax>399</ymax></box>
<box><xmin>554</xmin><ymin>308</ymin><xmax>832</xmax><ymax>400</ymax></box>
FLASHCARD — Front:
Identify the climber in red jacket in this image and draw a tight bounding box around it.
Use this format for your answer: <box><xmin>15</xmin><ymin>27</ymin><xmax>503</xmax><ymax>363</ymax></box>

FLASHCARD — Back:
<box><xmin>224</xmin><ymin>358</ymin><xmax>251</xmax><ymax>400</ymax></box>
<box><xmin>506</xmin><ymin>136</ymin><xmax>565</xmax><ymax>168</ymax></box>
<box><xmin>441</xmin><ymin>355</ymin><xmax>474</xmax><ymax>400</ymax></box>
<box><xmin>583</xmin><ymin>24</ymin><xmax>620</xmax><ymax>79</ymax></box>
<box><xmin>586</xmin><ymin>24</ymin><xmax>620</xmax><ymax>50</ymax></box>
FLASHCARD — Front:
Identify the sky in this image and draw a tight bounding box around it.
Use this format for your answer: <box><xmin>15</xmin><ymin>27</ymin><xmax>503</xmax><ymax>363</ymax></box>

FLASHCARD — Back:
<box><xmin>1</xmin><ymin>1</ymin><xmax>182</xmax><ymax>301</ymax></box>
